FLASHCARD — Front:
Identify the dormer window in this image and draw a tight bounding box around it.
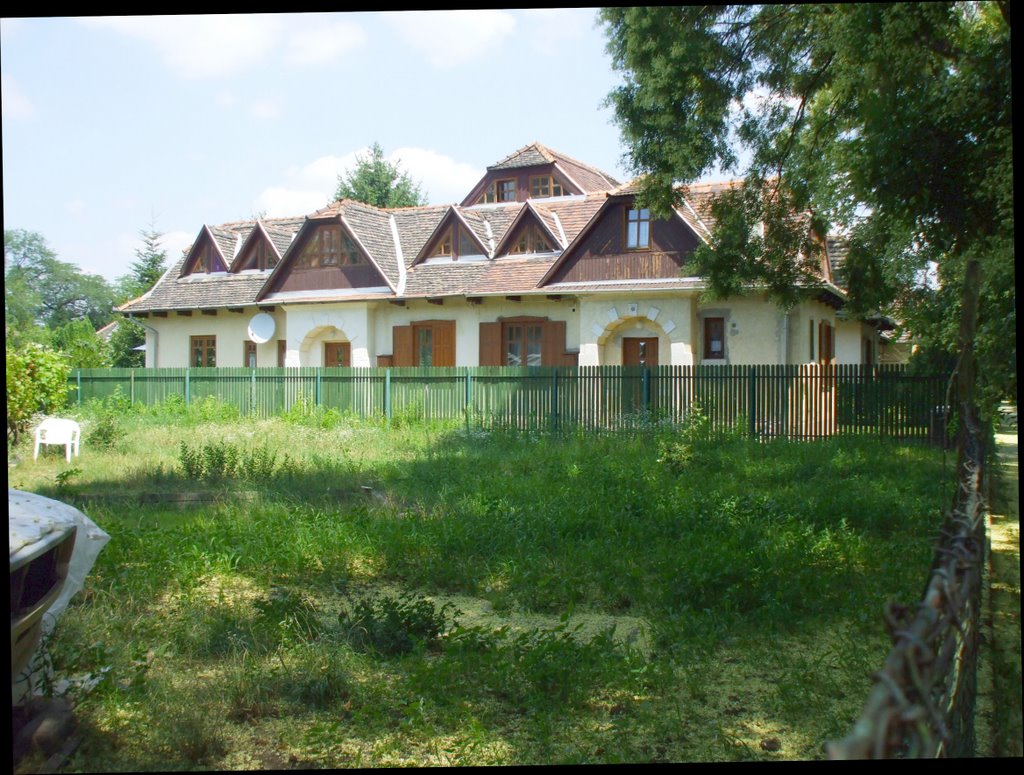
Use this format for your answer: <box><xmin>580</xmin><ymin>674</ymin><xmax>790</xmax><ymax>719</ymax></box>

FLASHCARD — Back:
<box><xmin>478</xmin><ymin>178</ymin><xmax>517</xmax><ymax>204</ymax></box>
<box><xmin>529</xmin><ymin>175</ymin><xmax>564</xmax><ymax>199</ymax></box>
<box><xmin>507</xmin><ymin>223</ymin><xmax>554</xmax><ymax>255</ymax></box>
<box><xmin>459</xmin><ymin>228</ymin><xmax>480</xmax><ymax>257</ymax></box>
<box><xmin>626</xmin><ymin>207</ymin><xmax>651</xmax><ymax>250</ymax></box>
<box><xmin>237</xmin><ymin>240</ymin><xmax>277</xmax><ymax>272</ymax></box>
<box><xmin>296</xmin><ymin>225</ymin><xmax>362</xmax><ymax>268</ymax></box>
<box><xmin>188</xmin><ymin>241</ymin><xmax>227</xmax><ymax>274</ymax></box>
<box><xmin>431</xmin><ymin>231</ymin><xmax>453</xmax><ymax>257</ymax></box>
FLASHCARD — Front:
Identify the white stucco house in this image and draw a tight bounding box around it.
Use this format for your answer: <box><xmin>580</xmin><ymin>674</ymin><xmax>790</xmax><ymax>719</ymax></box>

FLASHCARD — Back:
<box><xmin>119</xmin><ymin>142</ymin><xmax>887</xmax><ymax>370</ymax></box>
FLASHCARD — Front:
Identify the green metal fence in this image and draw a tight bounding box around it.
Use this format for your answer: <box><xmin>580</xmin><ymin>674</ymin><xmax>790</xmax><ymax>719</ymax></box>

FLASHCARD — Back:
<box><xmin>69</xmin><ymin>364</ymin><xmax>950</xmax><ymax>441</ymax></box>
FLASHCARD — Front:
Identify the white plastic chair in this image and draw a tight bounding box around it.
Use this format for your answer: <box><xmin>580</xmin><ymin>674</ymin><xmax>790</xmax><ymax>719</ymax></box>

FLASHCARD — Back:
<box><xmin>33</xmin><ymin>418</ymin><xmax>82</xmax><ymax>463</ymax></box>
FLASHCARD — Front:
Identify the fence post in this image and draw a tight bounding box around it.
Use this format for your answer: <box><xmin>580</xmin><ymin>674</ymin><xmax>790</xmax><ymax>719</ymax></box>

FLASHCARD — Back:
<box><xmin>130</xmin><ymin>369</ymin><xmax>135</xmax><ymax>406</ymax></box>
<box><xmin>551</xmin><ymin>369</ymin><xmax>560</xmax><ymax>431</ymax></box>
<box><xmin>184</xmin><ymin>367</ymin><xmax>190</xmax><ymax>407</ymax></box>
<box><xmin>76</xmin><ymin>369</ymin><xmax>82</xmax><ymax>406</ymax></box>
<box><xmin>749</xmin><ymin>366</ymin><xmax>757</xmax><ymax>438</ymax></box>
<box><xmin>465</xmin><ymin>370</ymin><xmax>472</xmax><ymax>430</ymax></box>
<box><xmin>250</xmin><ymin>368</ymin><xmax>257</xmax><ymax>417</ymax></box>
<box><xmin>384</xmin><ymin>369</ymin><xmax>392</xmax><ymax>424</ymax></box>
<box><xmin>642</xmin><ymin>366</ymin><xmax>651</xmax><ymax>413</ymax></box>
<box><xmin>315</xmin><ymin>367</ymin><xmax>322</xmax><ymax>407</ymax></box>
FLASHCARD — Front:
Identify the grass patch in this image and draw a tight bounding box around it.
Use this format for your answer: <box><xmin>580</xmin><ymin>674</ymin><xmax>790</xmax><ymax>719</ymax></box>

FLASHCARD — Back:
<box><xmin>8</xmin><ymin>403</ymin><xmax>952</xmax><ymax>767</ymax></box>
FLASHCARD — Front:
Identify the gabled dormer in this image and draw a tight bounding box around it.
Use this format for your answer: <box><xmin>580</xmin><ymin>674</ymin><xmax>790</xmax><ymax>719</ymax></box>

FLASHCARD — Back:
<box><xmin>460</xmin><ymin>142</ymin><xmax>619</xmax><ymax>207</ymax></box>
<box><xmin>539</xmin><ymin>191</ymin><xmax>703</xmax><ymax>287</ymax></box>
<box><xmin>493</xmin><ymin>202</ymin><xmax>563</xmax><ymax>257</ymax></box>
<box><xmin>414</xmin><ymin>208</ymin><xmax>491</xmax><ymax>264</ymax></box>
<box><xmin>230</xmin><ymin>220</ymin><xmax>286</xmax><ymax>273</ymax></box>
<box><xmin>258</xmin><ymin>214</ymin><xmax>392</xmax><ymax>299</ymax></box>
<box><xmin>179</xmin><ymin>225</ymin><xmax>232</xmax><ymax>276</ymax></box>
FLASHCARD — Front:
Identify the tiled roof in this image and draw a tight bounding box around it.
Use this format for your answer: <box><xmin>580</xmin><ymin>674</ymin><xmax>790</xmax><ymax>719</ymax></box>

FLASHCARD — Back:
<box><xmin>827</xmin><ymin>236</ymin><xmax>850</xmax><ymax>290</ymax></box>
<box><xmin>466</xmin><ymin>256</ymin><xmax>557</xmax><ymax>295</ymax></box>
<box><xmin>488</xmin><ymin>142</ymin><xmax>620</xmax><ymax>192</ymax></box>
<box><xmin>403</xmin><ymin>261</ymin><xmax>491</xmax><ymax>297</ymax></box>
<box><xmin>122</xmin><ymin>252</ymin><xmax>271</xmax><ymax>312</ymax></box>
<box><xmin>532</xmin><ymin>194</ymin><xmax>606</xmax><ymax>242</ymax></box>
<box><xmin>120</xmin><ymin>144</ymin><xmax>846</xmax><ymax>314</ymax></box>
<box><xmin>390</xmin><ymin>205</ymin><xmax>451</xmax><ymax>268</ymax></box>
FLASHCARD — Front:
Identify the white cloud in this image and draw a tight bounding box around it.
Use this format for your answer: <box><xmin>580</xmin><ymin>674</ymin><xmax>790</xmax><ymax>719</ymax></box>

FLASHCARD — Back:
<box><xmin>252</xmin><ymin>146</ymin><xmax>482</xmax><ymax>217</ymax></box>
<box><xmin>65</xmin><ymin>199</ymin><xmax>88</xmax><ymax>218</ymax></box>
<box><xmin>389</xmin><ymin>147</ymin><xmax>481</xmax><ymax>205</ymax></box>
<box><xmin>522</xmin><ymin>8</ymin><xmax>594</xmax><ymax>48</ymax></box>
<box><xmin>1</xmin><ymin>74</ymin><xmax>35</xmax><ymax>119</ymax></box>
<box><xmin>382</xmin><ymin>10</ymin><xmax>516</xmax><ymax>70</ymax></box>
<box><xmin>157</xmin><ymin>230</ymin><xmax>196</xmax><ymax>263</ymax></box>
<box><xmin>254</xmin><ymin>187</ymin><xmax>331</xmax><ymax>218</ymax></box>
<box><xmin>80</xmin><ymin>15</ymin><xmax>281</xmax><ymax>78</ymax></box>
<box><xmin>249</xmin><ymin>99</ymin><xmax>280</xmax><ymax>119</ymax></box>
<box><xmin>284</xmin><ymin>20</ymin><xmax>366</xmax><ymax>66</ymax></box>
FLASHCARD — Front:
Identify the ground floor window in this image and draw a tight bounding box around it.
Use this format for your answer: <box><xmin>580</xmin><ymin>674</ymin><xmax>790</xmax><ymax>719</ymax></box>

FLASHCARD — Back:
<box><xmin>703</xmin><ymin>317</ymin><xmax>725</xmax><ymax>360</ymax></box>
<box><xmin>277</xmin><ymin>339</ymin><xmax>287</xmax><ymax>367</ymax></box>
<box><xmin>505</xmin><ymin>323</ymin><xmax>543</xmax><ymax>367</ymax></box>
<box><xmin>244</xmin><ymin>340</ymin><xmax>257</xmax><ymax>368</ymax></box>
<box><xmin>190</xmin><ymin>335</ymin><xmax>216</xmax><ymax>367</ymax></box>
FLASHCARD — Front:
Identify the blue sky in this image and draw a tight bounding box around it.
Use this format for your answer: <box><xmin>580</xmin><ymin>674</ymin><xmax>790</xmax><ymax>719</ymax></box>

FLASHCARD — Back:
<box><xmin>1</xmin><ymin>11</ymin><xmax>650</xmax><ymax>285</ymax></box>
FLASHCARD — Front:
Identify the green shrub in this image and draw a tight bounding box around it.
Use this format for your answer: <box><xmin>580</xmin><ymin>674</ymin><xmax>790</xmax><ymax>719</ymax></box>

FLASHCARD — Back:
<box><xmin>339</xmin><ymin>592</ymin><xmax>460</xmax><ymax>655</ymax></box>
<box><xmin>6</xmin><ymin>343</ymin><xmax>70</xmax><ymax>444</ymax></box>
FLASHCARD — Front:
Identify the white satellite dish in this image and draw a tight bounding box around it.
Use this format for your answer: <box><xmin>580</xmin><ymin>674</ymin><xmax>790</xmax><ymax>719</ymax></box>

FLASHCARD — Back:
<box><xmin>247</xmin><ymin>312</ymin><xmax>276</xmax><ymax>344</ymax></box>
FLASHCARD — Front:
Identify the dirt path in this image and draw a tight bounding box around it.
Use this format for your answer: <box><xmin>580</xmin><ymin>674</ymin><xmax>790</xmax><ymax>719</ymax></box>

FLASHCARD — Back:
<box><xmin>978</xmin><ymin>429</ymin><xmax>1021</xmax><ymax>757</ymax></box>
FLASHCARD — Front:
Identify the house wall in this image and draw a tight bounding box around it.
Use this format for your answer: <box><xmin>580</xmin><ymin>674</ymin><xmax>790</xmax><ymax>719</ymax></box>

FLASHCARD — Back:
<box><xmin>835</xmin><ymin>318</ymin><xmax>869</xmax><ymax>365</ymax></box>
<box><xmin>577</xmin><ymin>295</ymin><xmax>695</xmax><ymax>366</ymax></box>
<box><xmin>136</xmin><ymin>294</ymin><xmax>870</xmax><ymax>369</ymax></box>
<box><xmin>373</xmin><ymin>297</ymin><xmax>578</xmax><ymax>366</ymax></box>
<box><xmin>781</xmin><ymin>300</ymin><xmax>839</xmax><ymax>364</ymax></box>
<box><xmin>145</xmin><ymin>309</ymin><xmax>288</xmax><ymax>368</ymax></box>
<box><xmin>282</xmin><ymin>303</ymin><xmax>375</xmax><ymax>367</ymax></box>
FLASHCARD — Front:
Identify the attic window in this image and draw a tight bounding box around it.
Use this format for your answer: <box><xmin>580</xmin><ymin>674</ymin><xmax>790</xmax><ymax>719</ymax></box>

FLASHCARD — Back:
<box><xmin>626</xmin><ymin>207</ymin><xmax>651</xmax><ymax>250</ymax></box>
<box><xmin>458</xmin><ymin>228</ymin><xmax>480</xmax><ymax>257</ymax></box>
<box><xmin>507</xmin><ymin>223</ymin><xmax>554</xmax><ymax>255</ymax></box>
<box><xmin>431</xmin><ymin>230</ymin><xmax>453</xmax><ymax>257</ymax></box>
<box><xmin>296</xmin><ymin>225</ymin><xmax>362</xmax><ymax>268</ymax></box>
<box><xmin>529</xmin><ymin>175</ymin><xmax>564</xmax><ymax>198</ymax></box>
<box><xmin>477</xmin><ymin>178</ymin><xmax>517</xmax><ymax>204</ymax></box>
<box><xmin>238</xmin><ymin>240</ymin><xmax>277</xmax><ymax>272</ymax></box>
<box><xmin>190</xmin><ymin>242</ymin><xmax>226</xmax><ymax>274</ymax></box>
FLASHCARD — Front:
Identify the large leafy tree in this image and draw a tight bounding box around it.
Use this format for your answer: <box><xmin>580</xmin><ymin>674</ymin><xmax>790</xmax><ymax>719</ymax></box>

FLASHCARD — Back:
<box><xmin>4</xmin><ymin>229</ymin><xmax>117</xmax><ymax>346</ymax></box>
<box><xmin>333</xmin><ymin>142</ymin><xmax>428</xmax><ymax>208</ymax></box>
<box><xmin>601</xmin><ymin>3</ymin><xmax>1012</xmax><ymax>418</ymax></box>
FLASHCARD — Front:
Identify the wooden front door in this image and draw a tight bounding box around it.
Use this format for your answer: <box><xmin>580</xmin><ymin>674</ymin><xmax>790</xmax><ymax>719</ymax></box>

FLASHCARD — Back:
<box><xmin>324</xmin><ymin>342</ymin><xmax>351</xmax><ymax>367</ymax></box>
<box><xmin>622</xmin><ymin>337</ymin><xmax>659</xmax><ymax>367</ymax></box>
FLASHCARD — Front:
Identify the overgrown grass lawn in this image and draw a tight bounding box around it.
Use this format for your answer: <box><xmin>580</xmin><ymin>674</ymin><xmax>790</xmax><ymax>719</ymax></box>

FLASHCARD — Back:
<box><xmin>9</xmin><ymin>399</ymin><xmax>951</xmax><ymax>767</ymax></box>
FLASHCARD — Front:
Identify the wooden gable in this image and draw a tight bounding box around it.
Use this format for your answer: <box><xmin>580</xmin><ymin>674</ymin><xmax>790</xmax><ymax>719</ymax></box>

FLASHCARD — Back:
<box><xmin>542</xmin><ymin>197</ymin><xmax>702</xmax><ymax>286</ymax></box>
<box><xmin>493</xmin><ymin>206</ymin><xmax>561</xmax><ymax>257</ymax></box>
<box><xmin>460</xmin><ymin>162</ymin><xmax>580</xmax><ymax>207</ymax></box>
<box><xmin>263</xmin><ymin>220</ymin><xmax>388</xmax><ymax>295</ymax></box>
<box><xmin>231</xmin><ymin>223</ymin><xmax>280</xmax><ymax>272</ymax></box>
<box><xmin>416</xmin><ymin>211</ymin><xmax>489</xmax><ymax>263</ymax></box>
<box><xmin>180</xmin><ymin>227</ymin><xmax>230</xmax><ymax>276</ymax></box>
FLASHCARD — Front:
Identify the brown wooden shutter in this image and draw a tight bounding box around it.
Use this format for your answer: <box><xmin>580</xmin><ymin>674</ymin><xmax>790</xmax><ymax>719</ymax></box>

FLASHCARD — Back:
<box><xmin>479</xmin><ymin>322</ymin><xmax>502</xmax><ymax>366</ymax></box>
<box><xmin>541</xmin><ymin>320</ymin><xmax>566</xmax><ymax>367</ymax></box>
<box><xmin>393</xmin><ymin>325</ymin><xmax>413</xmax><ymax>367</ymax></box>
<box><xmin>434</xmin><ymin>320</ymin><xmax>456</xmax><ymax>367</ymax></box>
